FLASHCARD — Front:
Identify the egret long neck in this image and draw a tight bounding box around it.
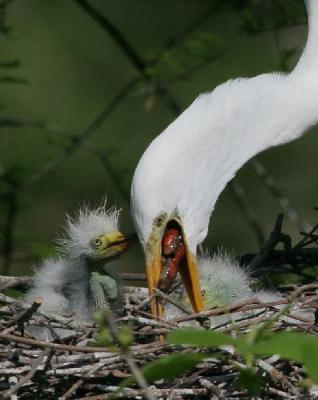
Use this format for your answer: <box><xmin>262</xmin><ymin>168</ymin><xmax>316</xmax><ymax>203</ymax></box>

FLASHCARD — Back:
<box><xmin>131</xmin><ymin>0</ymin><xmax>318</xmax><ymax>252</ymax></box>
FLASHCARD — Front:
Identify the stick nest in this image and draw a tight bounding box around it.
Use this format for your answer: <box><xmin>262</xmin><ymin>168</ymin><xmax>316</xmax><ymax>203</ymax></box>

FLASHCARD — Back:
<box><xmin>0</xmin><ymin>282</ymin><xmax>318</xmax><ymax>400</ymax></box>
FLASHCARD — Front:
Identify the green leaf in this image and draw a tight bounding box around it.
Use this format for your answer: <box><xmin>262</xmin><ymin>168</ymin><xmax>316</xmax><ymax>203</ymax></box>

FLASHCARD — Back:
<box><xmin>240</xmin><ymin>9</ymin><xmax>264</xmax><ymax>34</ymax></box>
<box><xmin>121</xmin><ymin>353</ymin><xmax>209</xmax><ymax>388</ymax></box>
<box><xmin>168</xmin><ymin>329</ymin><xmax>253</xmax><ymax>358</ymax></box>
<box><xmin>142</xmin><ymin>353</ymin><xmax>208</xmax><ymax>382</ymax></box>
<box><xmin>252</xmin><ymin>331</ymin><xmax>318</xmax><ymax>363</ymax></box>
<box><xmin>236</xmin><ymin>368</ymin><xmax>263</xmax><ymax>396</ymax></box>
<box><xmin>302</xmin><ymin>343</ymin><xmax>318</xmax><ymax>383</ymax></box>
<box><xmin>168</xmin><ymin>329</ymin><xmax>318</xmax><ymax>384</ymax></box>
<box><xmin>168</xmin><ymin>329</ymin><xmax>237</xmax><ymax>347</ymax></box>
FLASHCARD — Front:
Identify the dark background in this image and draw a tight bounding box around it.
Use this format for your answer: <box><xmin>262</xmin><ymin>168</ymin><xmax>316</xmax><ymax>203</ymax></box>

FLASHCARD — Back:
<box><xmin>0</xmin><ymin>0</ymin><xmax>317</xmax><ymax>279</ymax></box>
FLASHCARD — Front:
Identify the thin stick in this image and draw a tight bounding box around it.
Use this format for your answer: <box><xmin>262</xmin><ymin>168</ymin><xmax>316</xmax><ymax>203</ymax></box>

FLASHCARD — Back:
<box><xmin>60</xmin><ymin>363</ymin><xmax>104</xmax><ymax>400</ymax></box>
<box><xmin>3</xmin><ymin>348</ymin><xmax>49</xmax><ymax>398</ymax></box>
<box><xmin>25</xmin><ymin>79</ymin><xmax>138</xmax><ymax>186</ymax></box>
<box><xmin>101</xmin><ymin>308</ymin><xmax>157</xmax><ymax>400</ymax></box>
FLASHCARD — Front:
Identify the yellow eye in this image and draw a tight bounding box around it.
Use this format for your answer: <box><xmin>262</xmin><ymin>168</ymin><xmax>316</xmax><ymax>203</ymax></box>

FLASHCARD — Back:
<box><xmin>93</xmin><ymin>238</ymin><xmax>102</xmax><ymax>248</ymax></box>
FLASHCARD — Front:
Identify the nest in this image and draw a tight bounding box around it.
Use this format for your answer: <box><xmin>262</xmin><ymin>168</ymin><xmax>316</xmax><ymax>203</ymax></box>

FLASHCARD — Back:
<box><xmin>0</xmin><ymin>282</ymin><xmax>318</xmax><ymax>400</ymax></box>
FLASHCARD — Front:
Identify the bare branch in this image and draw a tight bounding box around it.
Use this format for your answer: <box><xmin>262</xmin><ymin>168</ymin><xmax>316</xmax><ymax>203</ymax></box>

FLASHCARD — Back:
<box><xmin>25</xmin><ymin>78</ymin><xmax>138</xmax><ymax>186</ymax></box>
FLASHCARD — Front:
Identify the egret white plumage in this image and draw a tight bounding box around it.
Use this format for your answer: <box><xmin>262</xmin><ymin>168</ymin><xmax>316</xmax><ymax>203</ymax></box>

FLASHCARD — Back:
<box><xmin>25</xmin><ymin>203</ymin><xmax>134</xmax><ymax>332</ymax></box>
<box><xmin>131</xmin><ymin>0</ymin><xmax>318</xmax><ymax>317</ymax></box>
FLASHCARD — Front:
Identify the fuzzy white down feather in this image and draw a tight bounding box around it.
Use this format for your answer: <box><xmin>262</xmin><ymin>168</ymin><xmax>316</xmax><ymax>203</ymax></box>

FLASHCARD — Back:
<box><xmin>25</xmin><ymin>203</ymin><xmax>121</xmax><ymax>340</ymax></box>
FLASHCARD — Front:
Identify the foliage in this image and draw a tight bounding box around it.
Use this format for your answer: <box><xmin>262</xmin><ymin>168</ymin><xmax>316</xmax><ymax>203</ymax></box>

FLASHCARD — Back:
<box><xmin>147</xmin><ymin>31</ymin><xmax>223</xmax><ymax>82</ymax></box>
<box><xmin>0</xmin><ymin>0</ymin><xmax>12</xmax><ymax>35</ymax></box>
<box><xmin>239</xmin><ymin>0</ymin><xmax>306</xmax><ymax>34</ymax></box>
<box><xmin>93</xmin><ymin>311</ymin><xmax>134</xmax><ymax>350</ymax></box>
<box><xmin>0</xmin><ymin>0</ymin><xmax>314</xmax><ymax>278</ymax></box>
<box><xmin>121</xmin><ymin>353</ymin><xmax>209</xmax><ymax>388</ymax></box>
<box><xmin>165</xmin><ymin>323</ymin><xmax>318</xmax><ymax>394</ymax></box>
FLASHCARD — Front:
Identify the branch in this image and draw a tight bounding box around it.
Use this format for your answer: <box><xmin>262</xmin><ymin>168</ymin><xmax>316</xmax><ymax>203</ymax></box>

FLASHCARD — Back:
<box><xmin>25</xmin><ymin>78</ymin><xmax>138</xmax><ymax>186</ymax></box>
<box><xmin>0</xmin><ymin>117</ymin><xmax>131</xmax><ymax>202</ymax></box>
<box><xmin>103</xmin><ymin>307</ymin><xmax>157</xmax><ymax>400</ymax></box>
<box><xmin>3</xmin><ymin>348</ymin><xmax>49</xmax><ymax>399</ymax></box>
<box><xmin>1</xmin><ymin>186</ymin><xmax>19</xmax><ymax>275</ymax></box>
<box><xmin>249</xmin><ymin>214</ymin><xmax>285</xmax><ymax>271</ymax></box>
<box><xmin>229</xmin><ymin>181</ymin><xmax>265</xmax><ymax>246</ymax></box>
<box><xmin>74</xmin><ymin>0</ymin><xmax>181</xmax><ymax>115</ymax></box>
<box><xmin>250</xmin><ymin>159</ymin><xmax>311</xmax><ymax>233</ymax></box>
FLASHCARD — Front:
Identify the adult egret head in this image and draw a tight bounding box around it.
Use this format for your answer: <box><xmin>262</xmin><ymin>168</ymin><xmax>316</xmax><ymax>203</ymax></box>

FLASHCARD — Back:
<box><xmin>131</xmin><ymin>0</ymin><xmax>318</xmax><ymax>317</ymax></box>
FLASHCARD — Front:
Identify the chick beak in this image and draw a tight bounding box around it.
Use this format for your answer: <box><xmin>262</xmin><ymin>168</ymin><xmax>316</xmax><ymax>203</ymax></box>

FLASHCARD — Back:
<box><xmin>146</xmin><ymin>233</ymin><xmax>203</xmax><ymax>318</ymax></box>
<box><xmin>103</xmin><ymin>232</ymin><xmax>137</xmax><ymax>255</ymax></box>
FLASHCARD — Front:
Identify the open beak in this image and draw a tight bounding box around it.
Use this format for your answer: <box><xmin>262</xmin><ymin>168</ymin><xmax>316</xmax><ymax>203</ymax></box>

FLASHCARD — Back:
<box><xmin>146</xmin><ymin>231</ymin><xmax>203</xmax><ymax>318</ymax></box>
<box><xmin>100</xmin><ymin>232</ymin><xmax>137</xmax><ymax>257</ymax></box>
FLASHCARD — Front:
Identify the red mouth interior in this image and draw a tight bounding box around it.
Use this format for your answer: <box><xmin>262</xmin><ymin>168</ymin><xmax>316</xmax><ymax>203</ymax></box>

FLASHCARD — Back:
<box><xmin>159</xmin><ymin>221</ymin><xmax>185</xmax><ymax>290</ymax></box>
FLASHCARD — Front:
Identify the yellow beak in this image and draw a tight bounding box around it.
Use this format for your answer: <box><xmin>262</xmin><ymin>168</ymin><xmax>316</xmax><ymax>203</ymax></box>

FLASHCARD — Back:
<box><xmin>146</xmin><ymin>234</ymin><xmax>203</xmax><ymax>317</ymax></box>
<box><xmin>98</xmin><ymin>232</ymin><xmax>137</xmax><ymax>258</ymax></box>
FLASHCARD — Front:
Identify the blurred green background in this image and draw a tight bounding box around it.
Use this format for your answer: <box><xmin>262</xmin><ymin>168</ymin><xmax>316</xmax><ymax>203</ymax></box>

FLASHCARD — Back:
<box><xmin>0</xmin><ymin>0</ymin><xmax>316</xmax><ymax>278</ymax></box>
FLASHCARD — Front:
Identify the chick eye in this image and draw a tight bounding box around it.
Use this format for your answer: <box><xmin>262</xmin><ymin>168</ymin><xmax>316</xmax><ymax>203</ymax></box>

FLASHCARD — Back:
<box><xmin>93</xmin><ymin>238</ymin><xmax>102</xmax><ymax>248</ymax></box>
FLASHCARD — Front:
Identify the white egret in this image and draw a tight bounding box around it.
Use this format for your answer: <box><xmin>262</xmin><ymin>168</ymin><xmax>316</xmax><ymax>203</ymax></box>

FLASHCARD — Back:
<box><xmin>131</xmin><ymin>0</ymin><xmax>318</xmax><ymax>316</ymax></box>
<box><xmin>25</xmin><ymin>203</ymin><xmax>135</xmax><ymax>338</ymax></box>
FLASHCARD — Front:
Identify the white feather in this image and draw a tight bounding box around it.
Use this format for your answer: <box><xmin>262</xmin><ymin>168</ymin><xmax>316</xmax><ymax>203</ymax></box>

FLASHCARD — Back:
<box><xmin>57</xmin><ymin>201</ymin><xmax>120</xmax><ymax>259</ymax></box>
<box><xmin>164</xmin><ymin>253</ymin><xmax>315</xmax><ymax>326</ymax></box>
<box><xmin>164</xmin><ymin>252</ymin><xmax>254</xmax><ymax>323</ymax></box>
<box><xmin>131</xmin><ymin>0</ymin><xmax>318</xmax><ymax>252</ymax></box>
<box><xmin>25</xmin><ymin>257</ymin><xmax>94</xmax><ymax>320</ymax></box>
<box><xmin>164</xmin><ymin>253</ymin><xmax>262</xmax><ymax>320</ymax></box>
<box><xmin>199</xmin><ymin>252</ymin><xmax>252</xmax><ymax>308</ymax></box>
<box><xmin>25</xmin><ymin>202</ymin><xmax>122</xmax><ymax>340</ymax></box>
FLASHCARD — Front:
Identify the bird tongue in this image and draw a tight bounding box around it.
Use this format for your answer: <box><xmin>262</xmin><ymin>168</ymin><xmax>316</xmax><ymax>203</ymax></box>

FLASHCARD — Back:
<box><xmin>159</xmin><ymin>227</ymin><xmax>186</xmax><ymax>290</ymax></box>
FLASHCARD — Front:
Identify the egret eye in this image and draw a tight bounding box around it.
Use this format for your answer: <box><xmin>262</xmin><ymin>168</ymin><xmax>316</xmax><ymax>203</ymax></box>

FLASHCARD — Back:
<box><xmin>155</xmin><ymin>213</ymin><xmax>166</xmax><ymax>227</ymax></box>
<box><xmin>93</xmin><ymin>238</ymin><xmax>102</xmax><ymax>248</ymax></box>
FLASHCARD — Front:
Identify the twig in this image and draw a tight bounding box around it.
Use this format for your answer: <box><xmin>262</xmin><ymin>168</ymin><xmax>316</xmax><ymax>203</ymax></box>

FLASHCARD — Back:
<box><xmin>101</xmin><ymin>307</ymin><xmax>157</xmax><ymax>400</ymax></box>
<box><xmin>1</xmin><ymin>187</ymin><xmax>19</xmax><ymax>275</ymax></box>
<box><xmin>170</xmin><ymin>297</ymin><xmax>288</xmax><ymax>324</ymax></box>
<box><xmin>59</xmin><ymin>362</ymin><xmax>105</xmax><ymax>400</ymax></box>
<box><xmin>74</xmin><ymin>0</ymin><xmax>181</xmax><ymax>115</ymax></box>
<box><xmin>248</xmin><ymin>213</ymin><xmax>284</xmax><ymax>270</ymax></box>
<box><xmin>120</xmin><ymin>273</ymin><xmax>146</xmax><ymax>282</ymax></box>
<box><xmin>229</xmin><ymin>181</ymin><xmax>265</xmax><ymax>246</ymax></box>
<box><xmin>0</xmin><ymin>116</ymin><xmax>131</xmax><ymax>203</ymax></box>
<box><xmin>294</xmin><ymin>223</ymin><xmax>318</xmax><ymax>249</ymax></box>
<box><xmin>268</xmin><ymin>386</ymin><xmax>290</xmax><ymax>398</ymax></box>
<box><xmin>199</xmin><ymin>377</ymin><xmax>225</xmax><ymax>399</ymax></box>
<box><xmin>0</xmin><ymin>332</ymin><xmax>119</xmax><ymax>353</ymax></box>
<box><xmin>154</xmin><ymin>288</ymin><xmax>192</xmax><ymax>315</ymax></box>
<box><xmin>250</xmin><ymin>159</ymin><xmax>311</xmax><ymax>232</ymax></box>
<box><xmin>11</xmin><ymin>298</ymin><xmax>42</xmax><ymax>333</ymax></box>
<box><xmin>3</xmin><ymin>348</ymin><xmax>49</xmax><ymax>398</ymax></box>
<box><xmin>0</xmin><ymin>275</ymin><xmax>33</xmax><ymax>291</ymax></box>
<box><xmin>25</xmin><ymin>78</ymin><xmax>138</xmax><ymax>186</ymax></box>
<box><xmin>75</xmin><ymin>387</ymin><xmax>209</xmax><ymax>400</ymax></box>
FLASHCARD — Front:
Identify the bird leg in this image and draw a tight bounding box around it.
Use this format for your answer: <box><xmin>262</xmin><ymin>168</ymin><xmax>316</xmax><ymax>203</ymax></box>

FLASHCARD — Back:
<box><xmin>159</xmin><ymin>228</ymin><xmax>186</xmax><ymax>290</ymax></box>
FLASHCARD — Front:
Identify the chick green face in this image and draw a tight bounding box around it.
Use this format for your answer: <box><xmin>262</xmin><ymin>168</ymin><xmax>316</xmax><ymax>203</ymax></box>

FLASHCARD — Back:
<box><xmin>90</xmin><ymin>231</ymin><xmax>132</xmax><ymax>259</ymax></box>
